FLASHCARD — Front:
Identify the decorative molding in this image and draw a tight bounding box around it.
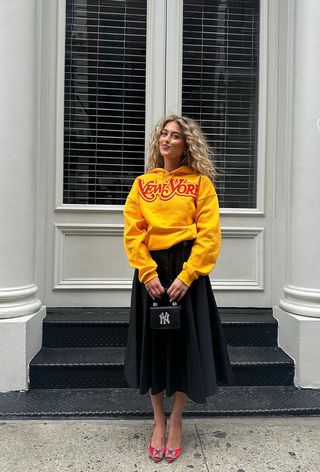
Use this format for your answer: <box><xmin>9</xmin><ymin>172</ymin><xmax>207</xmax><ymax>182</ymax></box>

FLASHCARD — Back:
<box><xmin>55</xmin><ymin>204</ymin><xmax>124</xmax><ymax>213</ymax></box>
<box><xmin>210</xmin><ymin>227</ymin><xmax>265</xmax><ymax>291</ymax></box>
<box><xmin>53</xmin><ymin>224</ymin><xmax>264</xmax><ymax>292</ymax></box>
<box><xmin>0</xmin><ymin>285</ymin><xmax>41</xmax><ymax>319</ymax></box>
<box><xmin>54</xmin><ymin>223</ymin><xmax>124</xmax><ymax>234</ymax></box>
<box><xmin>284</xmin><ymin>285</ymin><xmax>320</xmax><ymax>304</ymax></box>
<box><xmin>53</xmin><ymin>223</ymin><xmax>130</xmax><ymax>290</ymax></box>
<box><xmin>280</xmin><ymin>285</ymin><xmax>320</xmax><ymax>318</ymax></box>
<box><xmin>0</xmin><ymin>285</ymin><xmax>38</xmax><ymax>301</ymax></box>
<box><xmin>55</xmin><ymin>205</ymin><xmax>266</xmax><ymax>216</ymax></box>
<box><xmin>220</xmin><ymin>208</ymin><xmax>265</xmax><ymax>216</ymax></box>
<box><xmin>54</xmin><ymin>279</ymin><xmax>133</xmax><ymax>290</ymax></box>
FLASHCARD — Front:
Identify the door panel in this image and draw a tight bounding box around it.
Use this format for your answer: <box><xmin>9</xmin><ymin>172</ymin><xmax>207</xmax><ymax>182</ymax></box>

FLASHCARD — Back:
<box><xmin>40</xmin><ymin>0</ymin><xmax>274</xmax><ymax>307</ymax></box>
<box><xmin>181</xmin><ymin>0</ymin><xmax>271</xmax><ymax>307</ymax></box>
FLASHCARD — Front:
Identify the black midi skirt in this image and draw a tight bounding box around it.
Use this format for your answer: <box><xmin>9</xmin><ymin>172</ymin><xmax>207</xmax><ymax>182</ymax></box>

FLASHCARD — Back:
<box><xmin>124</xmin><ymin>240</ymin><xmax>234</xmax><ymax>404</ymax></box>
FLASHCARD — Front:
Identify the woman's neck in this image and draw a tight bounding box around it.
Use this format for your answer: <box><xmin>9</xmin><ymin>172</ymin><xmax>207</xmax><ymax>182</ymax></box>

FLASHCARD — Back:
<box><xmin>163</xmin><ymin>161</ymin><xmax>182</xmax><ymax>173</ymax></box>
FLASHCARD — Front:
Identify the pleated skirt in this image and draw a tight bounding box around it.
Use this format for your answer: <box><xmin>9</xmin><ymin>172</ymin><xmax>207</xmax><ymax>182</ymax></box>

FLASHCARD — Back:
<box><xmin>124</xmin><ymin>240</ymin><xmax>234</xmax><ymax>404</ymax></box>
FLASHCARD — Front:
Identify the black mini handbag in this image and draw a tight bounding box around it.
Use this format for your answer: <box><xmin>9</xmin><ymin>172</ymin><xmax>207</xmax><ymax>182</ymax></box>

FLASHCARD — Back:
<box><xmin>150</xmin><ymin>301</ymin><xmax>181</xmax><ymax>329</ymax></box>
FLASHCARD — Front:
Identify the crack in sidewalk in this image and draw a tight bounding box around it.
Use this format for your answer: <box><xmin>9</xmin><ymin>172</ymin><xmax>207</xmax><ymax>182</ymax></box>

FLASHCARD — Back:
<box><xmin>195</xmin><ymin>423</ymin><xmax>210</xmax><ymax>472</ymax></box>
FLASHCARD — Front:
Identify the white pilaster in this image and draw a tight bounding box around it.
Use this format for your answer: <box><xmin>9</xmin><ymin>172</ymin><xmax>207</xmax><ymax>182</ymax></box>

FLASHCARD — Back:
<box><xmin>274</xmin><ymin>0</ymin><xmax>320</xmax><ymax>387</ymax></box>
<box><xmin>0</xmin><ymin>0</ymin><xmax>45</xmax><ymax>391</ymax></box>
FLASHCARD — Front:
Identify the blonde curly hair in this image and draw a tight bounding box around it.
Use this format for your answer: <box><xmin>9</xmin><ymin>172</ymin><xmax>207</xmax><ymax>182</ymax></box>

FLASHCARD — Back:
<box><xmin>146</xmin><ymin>115</ymin><xmax>217</xmax><ymax>181</ymax></box>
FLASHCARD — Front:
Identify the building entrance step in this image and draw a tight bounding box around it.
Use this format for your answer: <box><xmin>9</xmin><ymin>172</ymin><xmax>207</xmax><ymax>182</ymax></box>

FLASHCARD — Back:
<box><xmin>43</xmin><ymin>307</ymin><xmax>278</xmax><ymax>348</ymax></box>
<box><xmin>29</xmin><ymin>346</ymin><xmax>294</xmax><ymax>389</ymax></box>
<box><xmin>1</xmin><ymin>386</ymin><xmax>320</xmax><ymax>419</ymax></box>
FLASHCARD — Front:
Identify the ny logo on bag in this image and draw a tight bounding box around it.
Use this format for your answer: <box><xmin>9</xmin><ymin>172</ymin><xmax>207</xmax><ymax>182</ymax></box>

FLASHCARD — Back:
<box><xmin>159</xmin><ymin>311</ymin><xmax>170</xmax><ymax>325</ymax></box>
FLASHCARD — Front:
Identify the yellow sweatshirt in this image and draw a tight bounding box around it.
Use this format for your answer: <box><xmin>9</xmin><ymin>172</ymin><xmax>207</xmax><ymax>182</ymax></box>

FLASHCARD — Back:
<box><xmin>123</xmin><ymin>166</ymin><xmax>221</xmax><ymax>286</ymax></box>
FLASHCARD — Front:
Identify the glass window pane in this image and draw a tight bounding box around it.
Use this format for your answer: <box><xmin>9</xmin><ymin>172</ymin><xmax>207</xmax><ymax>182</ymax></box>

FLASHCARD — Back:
<box><xmin>64</xmin><ymin>0</ymin><xmax>147</xmax><ymax>205</ymax></box>
<box><xmin>182</xmin><ymin>0</ymin><xmax>260</xmax><ymax>208</ymax></box>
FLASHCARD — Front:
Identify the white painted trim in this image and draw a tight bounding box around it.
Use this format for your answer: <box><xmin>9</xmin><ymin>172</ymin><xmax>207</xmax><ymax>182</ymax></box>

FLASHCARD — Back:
<box><xmin>271</xmin><ymin>0</ymin><xmax>294</xmax><ymax>306</ymax></box>
<box><xmin>284</xmin><ymin>286</ymin><xmax>320</xmax><ymax>303</ymax></box>
<box><xmin>0</xmin><ymin>285</ymin><xmax>41</xmax><ymax>319</ymax></box>
<box><xmin>37</xmin><ymin>0</ymin><xmax>60</xmax><ymax>303</ymax></box>
<box><xmin>254</xmin><ymin>0</ymin><xmax>268</xmax><ymax>214</ymax></box>
<box><xmin>52</xmin><ymin>223</ymin><xmax>264</xmax><ymax>292</ymax></box>
<box><xmin>0</xmin><ymin>285</ymin><xmax>38</xmax><ymax>301</ymax></box>
<box><xmin>280</xmin><ymin>285</ymin><xmax>320</xmax><ymax>318</ymax></box>
<box><xmin>54</xmin><ymin>223</ymin><xmax>124</xmax><ymax>232</ymax></box>
<box><xmin>165</xmin><ymin>0</ymin><xmax>183</xmax><ymax>115</ymax></box>
<box><xmin>220</xmin><ymin>208</ymin><xmax>265</xmax><ymax>216</ymax></box>
<box><xmin>54</xmin><ymin>280</ymin><xmax>133</xmax><ymax>290</ymax></box>
<box><xmin>53</xmin><ymin>223</ymin><xmax>127</xmax><ymax>290</ymax></box>
<box><xmin>283</xmin><ymin>0</ymin><xmax>295</xmax><ymax>288</ymax></box>
<box><xmin>55</xmin><ymin>0</ymin><xmax>66</xmax><ymax>208</ymax></box>
<box><xmin>212</xmin><ymin>281</ymin><xmax>263</xmax><ymax>290</ymax></box>
<box><xmin>211</xmin><ymin>227</ymin><xmax>265</xmax><ymax>291</ymax></box>
<box><xmin>35</xmin><ymin>0</ymin><xmax>46</xmax><ymax>302</ymax></box>
<box><xmin>55</xmin><ymin>204</ymin><xmax>124</xmax><ymax>213</ymax></box>
<box><xmin>54</xmin><ymin>206</ymin><xmax>265</xmax><ymax>216</ymax></box>
<box><xmin>145</xmin><ymin>0</ymin><xmax>167</xmax><ymax>155</ymax></box>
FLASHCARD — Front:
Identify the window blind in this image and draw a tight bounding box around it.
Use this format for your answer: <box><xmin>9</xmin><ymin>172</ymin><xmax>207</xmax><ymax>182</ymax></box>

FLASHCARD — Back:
<box><xmin>182</xmin><ymin>0</ymin><xmax>260</xmax><ymax>208</ymax></box>
<box><xmin>64</xmin><ymin>0</ymin><xmax>147</xmax><ymax>205</ymax></box>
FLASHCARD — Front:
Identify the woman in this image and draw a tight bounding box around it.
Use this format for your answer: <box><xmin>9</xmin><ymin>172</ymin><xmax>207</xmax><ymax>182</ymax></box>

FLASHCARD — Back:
<box><xmin>123</xmin><ymin>115</ymin><xmax>233</xmax><ymax>462</ymax></box>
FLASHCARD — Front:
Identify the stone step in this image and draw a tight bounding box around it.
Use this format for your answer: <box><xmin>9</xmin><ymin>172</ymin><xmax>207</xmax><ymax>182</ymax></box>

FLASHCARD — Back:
<box><xmin>1</xmin><ymin>386</ymin><xmax>320</xmax><ymax>419</ymax></box>
<box><xmin>29</xmin><ymin>346</ymin><xmax>294</xmax><ymax>389</ymax></box>
<box><xmin>43</xmin><ymin>307</ymin><xmax>278</xmax><ymax>348</ymax></box>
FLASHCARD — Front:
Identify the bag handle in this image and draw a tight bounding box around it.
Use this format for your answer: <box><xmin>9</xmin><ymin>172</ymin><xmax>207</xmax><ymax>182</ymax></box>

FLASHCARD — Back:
<box><xmin>152</xmin><ymin>301</ymin><xmax>178</xmax><ymax>307</ymax></box>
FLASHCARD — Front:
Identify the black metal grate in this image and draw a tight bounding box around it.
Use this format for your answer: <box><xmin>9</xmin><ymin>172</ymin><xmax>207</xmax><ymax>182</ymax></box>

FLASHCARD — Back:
<box><xmin>182</xmin><ymin>0</ymin><xmax>260</xmax><ymax>208</ymax></box>
<box><xmin>64</xmin><ymin>0</ymin><xmax>147</xmax><ymax>205</ymax></box>
<box><xmin>3</xmin><ymin>386</ymin><xmax>320</xmax><ymax>419</ymax></box>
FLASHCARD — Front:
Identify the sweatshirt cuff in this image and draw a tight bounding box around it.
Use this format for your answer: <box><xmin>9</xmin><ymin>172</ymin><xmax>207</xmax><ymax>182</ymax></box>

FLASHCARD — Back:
<box><xmin>177</xmin><ymin>268</ymin><xmax>197</xmax><ymax>287</ymax></box>
<box><xmin>139</xmin><ymin>270</ymin><xmax>158</xmax><ymax>285</ymax></box>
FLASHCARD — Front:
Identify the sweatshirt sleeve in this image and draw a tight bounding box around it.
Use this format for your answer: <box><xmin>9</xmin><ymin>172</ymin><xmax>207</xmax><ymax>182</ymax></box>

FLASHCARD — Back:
<box><xmin>123</xmin><ymin>178</ymin><xmax>158</xmax><ymax>284</ymax></box>
<box><xmin>177</xmin><ymin>176</ymin><xmax>221</xmax><ymax>287</ymax></box>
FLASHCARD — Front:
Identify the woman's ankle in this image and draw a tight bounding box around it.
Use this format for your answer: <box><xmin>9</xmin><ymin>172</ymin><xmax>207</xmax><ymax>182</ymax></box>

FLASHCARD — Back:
<box><xmin>169</xmin><ymin>415</ymin><xmax>182</xmax><ymax>425</ymax></box>
<box><xmin>151</xmin><ymin>416</ymin><xmax>167</xmax><ymax>448</ymax></box>
<box><xmin>166</xmin><ymin>421</ymin><xmax>183</xmax><ymax>449</ymax></box>
<box><xmin>153</xmin><ymin>415</ymin><xmax>166</xmax><ymax>425</ymax></box>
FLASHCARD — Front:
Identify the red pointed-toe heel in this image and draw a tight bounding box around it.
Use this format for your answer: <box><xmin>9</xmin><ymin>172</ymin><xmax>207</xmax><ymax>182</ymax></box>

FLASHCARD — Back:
<box><xmin>148</xmin><ymin>419</ymin><xmax>167</xmax><ymax>462</ymax></box>
<box><xmin>148</xmin><ymin>444</ymin><xmax>166</xmax><ymax>462</ymax></box>
<box><xmin>165</xmin><ymin>420</ymin><xmax>183</xmax><ymax>462</ymax></box>
<box><xmin>165</xmin><ymin>446</ymin><xmax>182</xmax><ymax>462</ymax></box>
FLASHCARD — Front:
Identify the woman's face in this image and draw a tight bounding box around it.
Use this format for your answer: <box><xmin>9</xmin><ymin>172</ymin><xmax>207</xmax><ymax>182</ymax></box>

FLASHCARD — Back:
<box><xmin>158</xmin><ymin>121</ymin><xmax>186</xmax><ymax>168</ymax></box>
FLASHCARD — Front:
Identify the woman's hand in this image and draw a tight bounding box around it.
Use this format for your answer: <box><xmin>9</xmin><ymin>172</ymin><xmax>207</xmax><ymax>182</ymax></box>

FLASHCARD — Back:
<box><xmin>167</xmin><ymin>278</ymin><xmax>189</xmax><ymax>302</ymax></box>
<box><xmin>145</xmin><ymin>277</ymin><xmax>165</xmax><ymax>300</ymax></box>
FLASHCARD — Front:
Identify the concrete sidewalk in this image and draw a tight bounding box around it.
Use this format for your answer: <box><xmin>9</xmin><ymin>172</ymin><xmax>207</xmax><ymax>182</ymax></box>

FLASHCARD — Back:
<box><xmin>0</xmin><ymin>417</ymin><xmax>319</xmax><ymax>472</ymax></box>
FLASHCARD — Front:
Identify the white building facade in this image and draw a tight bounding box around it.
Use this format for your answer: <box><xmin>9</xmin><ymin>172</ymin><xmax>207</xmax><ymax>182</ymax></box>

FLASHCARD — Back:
<box><xmin>0</xmin><ymin>0</ymin><xmax>319</xmax><ymax>392</ymax></box>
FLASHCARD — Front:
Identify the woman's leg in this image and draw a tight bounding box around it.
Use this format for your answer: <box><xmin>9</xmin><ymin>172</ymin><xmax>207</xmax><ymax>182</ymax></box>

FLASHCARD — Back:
<box><xmin>149</xmin><ymin>391</ymin><xmax>166</xmax><ymax>447</ymax></box>
<box><xmin>166</xmin><ymin>391</ymin><xmax>187</xmax><ymax>448</ymax></box>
